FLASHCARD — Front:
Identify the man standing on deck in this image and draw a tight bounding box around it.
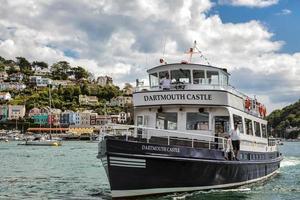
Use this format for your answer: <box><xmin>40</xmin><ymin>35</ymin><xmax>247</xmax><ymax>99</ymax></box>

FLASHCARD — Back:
<box><xmin>230</xmin><ymin>124</ymin><xmax>241</xmax><ymax>160</ymax></box>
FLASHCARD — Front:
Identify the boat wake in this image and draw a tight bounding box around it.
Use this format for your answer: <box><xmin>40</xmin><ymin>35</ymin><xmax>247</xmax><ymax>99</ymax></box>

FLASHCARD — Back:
<box><xmin>280</xmin><ymin>157</ymin><xmax>300</xmax><ymax>167</ymax></box>
<box><xmin>170</xmin><ymin>188</ymin><xmax>251</xmax><ymax>200</ymax></box>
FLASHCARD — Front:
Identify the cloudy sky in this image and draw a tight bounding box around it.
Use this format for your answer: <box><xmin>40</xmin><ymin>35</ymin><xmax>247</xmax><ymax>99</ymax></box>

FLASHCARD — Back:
<box><xmin>0</xmin><ymin>0</ymin><xmax>299</xmax><ymax>113</ymax></box>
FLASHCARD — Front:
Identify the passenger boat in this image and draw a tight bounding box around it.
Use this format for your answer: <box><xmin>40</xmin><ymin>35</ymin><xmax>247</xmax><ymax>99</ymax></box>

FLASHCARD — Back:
<box><xmin>97</xmin><ymin>42</ymin><xmax>283</xmax><ymax>198</ymax></box>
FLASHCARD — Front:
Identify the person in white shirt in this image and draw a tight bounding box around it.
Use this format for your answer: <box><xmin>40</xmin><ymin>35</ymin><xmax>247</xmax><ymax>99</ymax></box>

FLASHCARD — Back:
<box><xmin>229</xmin><ymin>124</ymin><xmax>241</xmax><ymax>160</ymax></box>
<box><xmin>160</xmin><ymin>74</ymin><xmax>171</xmax><ymax>90</ymax></box>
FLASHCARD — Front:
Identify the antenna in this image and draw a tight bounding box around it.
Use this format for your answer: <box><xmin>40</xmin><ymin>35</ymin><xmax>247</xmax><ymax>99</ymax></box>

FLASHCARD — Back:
<box><xmin>185</xmin><ymin>40</ymin><xmax>211</xmax><ymax>65</ymax></box>
<box><xmin>159</xmin><ymin>35</ymin><xmax>167</xmax><ymax>64</ymax></box>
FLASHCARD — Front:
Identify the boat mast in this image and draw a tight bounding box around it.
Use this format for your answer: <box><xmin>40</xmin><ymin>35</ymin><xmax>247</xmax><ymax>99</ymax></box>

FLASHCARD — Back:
<box><xmin>49</xmin><ymin>84</ymin><xmax>52</xmax><ymax>139</ymax></box>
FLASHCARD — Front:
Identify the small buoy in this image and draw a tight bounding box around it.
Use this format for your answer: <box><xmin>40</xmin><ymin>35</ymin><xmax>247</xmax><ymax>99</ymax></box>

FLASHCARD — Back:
<box><xmin>53</xmin><ymin>142</ymin><xmax>58</xmax><ymax>146</ymax></box>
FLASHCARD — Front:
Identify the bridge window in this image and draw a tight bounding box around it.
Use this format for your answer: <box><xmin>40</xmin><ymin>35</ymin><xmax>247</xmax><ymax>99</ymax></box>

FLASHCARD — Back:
<box><xmin>156</xmin><ymin>112</ymin><xmax>177</xmax><ymax>130</ymax></box>
<box><xmin>149</xmin><ymin>73</ymin><xmax>159</xmax><ymax>87</ymax></box>
<box><xmin>207</xmin><ymin>71</ymin><xmax>219</xmax><ymax>85</ymax></box>
<box><xmin>159</xmin><ymin>71</ymin><xmax>169</xmax><ymax>80</ymax></box>
<box><xmin>193</xmin><ymin>70</ymin><xmax>205</xmax><ymax>84</ymax></box>
<box><xmin>186</xmin><ymin>112</ymin><xmax>209</xmax><ymax>130</ymax></box>
<box><xmin>245</xmin><ymin>118</ymin><xmax>253</xmax><ymax>135</ymax></box>
<box><xmin>171</xmin><ymin>69</ymin><xmax>191</xmax><ymax>84</ymax></box>
<box><xmin>233</xmin><ymin>114</ymin><xmax>244</xmax><ymax>133</ymax></box>
<box><xmin>262</xmin><ymin>124</ymin><xmax>267</xmax><ymax>138</ymax></box>
<box><xmin>254</xmin><ymin>121</ymin><xmax>261</xmax><ymax>137</ymax></box>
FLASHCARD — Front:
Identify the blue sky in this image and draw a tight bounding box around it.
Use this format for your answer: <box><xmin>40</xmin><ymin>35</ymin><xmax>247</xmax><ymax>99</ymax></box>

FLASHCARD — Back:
<box><xmin>211</xmin><ymin>0</ymin><xmax>300</xmax><ymax>53</ymax></box>
<box><xmin>0</xmin><ymin>0</ymin><xmax>299</xmax><ymax>112</ymax></box>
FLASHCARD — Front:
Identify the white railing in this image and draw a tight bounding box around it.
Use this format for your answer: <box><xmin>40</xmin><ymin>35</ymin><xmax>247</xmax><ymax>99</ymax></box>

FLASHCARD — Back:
<box><xmin>135</xmin><ymin>83</ymin><xmax>248</xmax><ymax>99</ymax></box>
<box><xmin>100</xmin><ymin>124</ymin><xmax>229</xmax><ymax>151</ymax></box>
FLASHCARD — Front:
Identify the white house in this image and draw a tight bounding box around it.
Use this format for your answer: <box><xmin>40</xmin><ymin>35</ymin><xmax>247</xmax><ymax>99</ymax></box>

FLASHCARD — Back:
<box><xmin>0</xmin><ymin>92</ymin><xmax>11</xmax><ymax>101</ymax></box>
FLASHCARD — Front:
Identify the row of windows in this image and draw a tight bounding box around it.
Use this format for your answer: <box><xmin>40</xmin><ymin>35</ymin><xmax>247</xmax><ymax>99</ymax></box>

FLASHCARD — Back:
<box><xmin>153</xmin><ymin>112</ymin><xmax>267</xmax><ymax>138</ymax></box>
<box><xmin>156</xmin><ymin>112</ymin><xmax>209</xmax><ymax>130</ymax></box>
<box><xmin>233</xmin><ymin>114</ymin><xmax>267</xmax><ymax>138</ymax></box>
<box><xmin>149</xmin><ymin>69</ymin><xmax>228</xmax><ymax>87</ymax></box>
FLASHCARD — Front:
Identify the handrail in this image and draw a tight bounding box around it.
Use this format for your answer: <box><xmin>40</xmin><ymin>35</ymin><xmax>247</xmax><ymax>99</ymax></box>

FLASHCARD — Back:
<box><xmin>102</xmin><ymin>124</ymin><xmax>229</xmax><ymax>151</ymax></box>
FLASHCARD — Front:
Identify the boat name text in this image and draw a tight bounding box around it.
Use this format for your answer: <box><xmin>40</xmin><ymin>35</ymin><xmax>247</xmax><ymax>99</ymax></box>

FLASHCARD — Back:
<box><xmin>142</xmin><ymin>145</ymin><xmax>180</xmax><ymax>153</ymax></box>
<box><xmin>143</xmin><ymin>94</ymin><xmax>212</xmax><ymax>102</ymax></box>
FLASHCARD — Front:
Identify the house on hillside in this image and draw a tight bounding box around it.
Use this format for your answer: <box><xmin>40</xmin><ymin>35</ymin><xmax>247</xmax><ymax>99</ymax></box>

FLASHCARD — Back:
<box><xmin>9</xmin><ymin>73</ymin><xmax>24</xmax><ymax>82</ymax></box>
<box><xmin>110</xmin><ymin>96</ymin><xmax>133</xmax><ymax>107</ymax></box>
<box><xmin>0</xmin><ymin>72</ymin><xmax>8</xmax><ymax>81</ymax></box>
<box><xmin>0</xmin><ymin>92</ymin><xmax>11</xmax><ymax>101</ymax></box>
<box><xmin>96</xmin><ymin>76</ymin><xmax>113</xmax><ymax>86</ymax></box>
<box><xmin>79</xmin><ymin>95</ymin><xmax>98</xmax><ymax>106</ymax></box>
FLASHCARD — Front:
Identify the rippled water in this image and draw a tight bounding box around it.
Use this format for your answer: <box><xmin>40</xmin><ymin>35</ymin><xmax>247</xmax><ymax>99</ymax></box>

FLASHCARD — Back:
<box><xmin>0</xmin><ymin>141</ymin><xmax>299</xmax><ymax>199</ymax></box>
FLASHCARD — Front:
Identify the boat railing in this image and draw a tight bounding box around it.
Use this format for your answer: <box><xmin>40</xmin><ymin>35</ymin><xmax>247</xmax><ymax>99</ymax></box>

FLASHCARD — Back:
<box><xmin>101</xmin><ymin>124</ymin><xmax>229</xmax><ymax>151</ymax></box>
<box><xmin>135</xmin><ymin>83</ymin><xmax>248</xmax><ymax>98</ymax></box>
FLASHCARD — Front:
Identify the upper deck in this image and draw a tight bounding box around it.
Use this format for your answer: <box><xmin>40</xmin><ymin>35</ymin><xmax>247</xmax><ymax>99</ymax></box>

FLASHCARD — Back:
<box><xmin>134</xmin><ymin>62</ymin><xmax>266</xmax><ymax>118</ymax></box>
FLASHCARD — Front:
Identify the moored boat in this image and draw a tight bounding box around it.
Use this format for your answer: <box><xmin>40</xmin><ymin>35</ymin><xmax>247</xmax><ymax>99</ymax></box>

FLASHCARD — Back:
<box><xmin>97</xmin><ymin>42</ymin><xmax>283</xmax><ymax>198</ymax></box>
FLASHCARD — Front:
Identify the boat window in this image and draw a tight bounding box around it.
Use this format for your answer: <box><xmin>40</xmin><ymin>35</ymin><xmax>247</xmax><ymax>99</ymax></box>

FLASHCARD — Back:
<box><xmin>254</xmin><ymin>121</ymin><xmax>261</xmax><ymax>137</ymax></box>
<box><xmin>233</xmin><ymin>114</ymin><xmax>244</xmax><ymax>133</ymax></box>
<box><xmin>244</xmin><ymin>118</ymin><xmax>253</xmax><ymax>135</ymax></box>
<box><xmin>207</xmin><ymin>71</ymin><xmax>219</xmax><ymax>85</ymax></box>
<box><xmin>214</xmin><ymin>116</ymin><xmax>230</xmax><ymax>135</ymax></box>
<box><xmin>186</xmin><ymin>112</ymin><xmax>209</xmax><ymax>130</ymax></box>
<box><xmin>193</xmin><ymin>70</ymin><xmax>205</xmax><ymax>84</ymax></box>
<box><xmin>159</xmin><ymin>71</ymin><xmax>169</xmax><ymax>80</ymax></box>
<box><xmin>149</xmin><ymin>73</ymin><xmax>159</xmax><ymax>87</ymax></box>
<box><xmin>170</xmin><ymin>69</ymin><xmax>191</xmax><ymax>83</ymax></box>
<box><xmin>219</xmin><ymin>73</ymin><xmax>228</xmax><ymax>86</ymax></box>
<box><xmin>261</xmin><ymin>124</ymin><xmax>267</xmax><ymax>138</ymax></box>
<box><xmin>156</xmin><ymin>112</ymin><xmax>177</xmax><ymax>130</ymax></box>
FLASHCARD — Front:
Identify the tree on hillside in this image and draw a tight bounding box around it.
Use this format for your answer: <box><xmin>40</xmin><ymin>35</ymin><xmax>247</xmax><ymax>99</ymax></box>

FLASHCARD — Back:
<box><xmin>32</xmin><ymin>61</ymin><xmax>48</xmax><ymax>69</ymax></box>
<box><xmin>16</xmin><ymin>57</ymin><xmax>33</xmax><ymax>76</ymax></box>
<box><xmin>72</xmin><ymin>66</ymin><xmax>89</xmax><ymax>80</ymax></box>
<box><xmin>51</xmin><ymin>61</ymin><xmax>71</xmax><ymax>80</ymax></box>
<box><xmin>0</xmin><ymin>56</ymin><xmax>5</xmax><ymax>63</ymax></box>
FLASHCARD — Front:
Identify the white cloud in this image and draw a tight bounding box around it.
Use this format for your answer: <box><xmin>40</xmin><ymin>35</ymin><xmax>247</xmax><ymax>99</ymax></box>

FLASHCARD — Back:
<box><xmin>219</xmin><ymin>0</ymin><xmax>279</xmax><ymax>8</ymax></box>
<box><xmin>0</xmin><ymin>0</ymin><xmax>299</xmax><ymax>112</ymax></box>
<box><xmin>276</xmin><ymin>9</ymin><xmax>292</xmax><ymax>16</ymax></box>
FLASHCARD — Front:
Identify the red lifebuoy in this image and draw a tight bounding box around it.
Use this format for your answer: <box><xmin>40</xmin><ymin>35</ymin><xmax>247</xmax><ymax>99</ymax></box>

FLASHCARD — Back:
<box><xmin>245</xmin><ymin>98</ymin><xmax>251</xmax><ymax>111</ymax></box>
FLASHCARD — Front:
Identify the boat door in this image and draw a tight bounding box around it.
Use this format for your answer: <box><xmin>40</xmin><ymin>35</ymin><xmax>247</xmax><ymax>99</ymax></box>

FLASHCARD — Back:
<box><xmin>214</xmin><ymin>116</ymin><xmax>229</xmax><ymax>149</ymax></box>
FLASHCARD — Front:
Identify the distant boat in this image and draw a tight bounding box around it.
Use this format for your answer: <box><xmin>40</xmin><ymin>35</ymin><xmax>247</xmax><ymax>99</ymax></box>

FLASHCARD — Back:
<box><xmin>24</xmin><ymin>138</ymin><xmax>62</xmax><ymax>146</ymax></box>
<box><xmin>23</xmin><ymin>84</ymin><xmax>63</xmax><ymax>146</ymax></box>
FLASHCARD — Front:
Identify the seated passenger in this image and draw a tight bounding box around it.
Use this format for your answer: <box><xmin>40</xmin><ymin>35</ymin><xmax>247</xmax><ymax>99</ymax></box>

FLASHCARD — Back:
<box><xmin>160</xmin><ymin>74</ymin><xmax>171</xmax><ymax>90</ymax></box>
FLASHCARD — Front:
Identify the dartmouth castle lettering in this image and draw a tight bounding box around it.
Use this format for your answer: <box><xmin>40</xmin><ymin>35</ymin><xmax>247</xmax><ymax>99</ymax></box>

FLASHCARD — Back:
<box><xmin>144</xmin><ymin>93</ymin><xmax>212</xmax><ymax>101</ymax></box>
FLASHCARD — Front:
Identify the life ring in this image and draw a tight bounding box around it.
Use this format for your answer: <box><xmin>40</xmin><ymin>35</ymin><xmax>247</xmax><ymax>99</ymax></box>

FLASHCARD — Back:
<box><xmin>245</xmin><ymin>98</ymin><xmax>251</xmax><ymax>110</ymax></box>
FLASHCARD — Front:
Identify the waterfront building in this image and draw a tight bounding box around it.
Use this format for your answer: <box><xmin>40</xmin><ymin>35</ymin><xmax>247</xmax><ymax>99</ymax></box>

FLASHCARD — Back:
<box><xmin>0</xmin><ymin>92</ymin><xmax>11</xmax><ymax>101</ymax></box>
<box><xmin>7</xmin><ymin>105</ymin><xmax>26</xmax><ymax>120</ymax></box>
<box><xmin>0</xmin><ymin>105</ymin><xmax>8</xmax><ymax>121</ymax></box>
<box><xmin>32</xmin><ymin>114</ymin><xmax>48</xmax><ymax>125</ymax></box>
<box><xmin>28</xmin><ymin>108</ymin><xmax>41</xmax><ymax>117</ymax></box>
<box><xmin>79</xmin><ymin>110</ymin><xmax>92</xmax><ymax>126</ymax></box>
<box><xmin>96</xmin><ymin>75</ymin><xmax>113</xmax><ymax>86</ymax></box>
<box><xmin>79</xmin><ymin>95</ymin><xmax>98</xmax><ymax>106</ymax></box>
<box><xmin>96</xmin><ymin>115</ymin><xmax>112</xmax><ymax>125</ymax></box>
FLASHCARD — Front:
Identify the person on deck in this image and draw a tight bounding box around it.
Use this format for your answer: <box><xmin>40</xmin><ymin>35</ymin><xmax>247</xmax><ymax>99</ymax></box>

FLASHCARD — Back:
<box><xmin>229</xmin><ymin>124</ymin><xmax>241</xmax><ymax>160</ymax></box>
<box><xmin>160</xmin><ymin>74</ymin><xmax>171</xmax><ymax>90</ymax></box>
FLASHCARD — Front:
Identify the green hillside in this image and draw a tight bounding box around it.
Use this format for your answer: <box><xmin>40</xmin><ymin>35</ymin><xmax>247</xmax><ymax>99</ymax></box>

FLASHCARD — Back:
<box><xmin>267</xmin><ymin>99</ymin><xmax>300</xmax><ymax>138</ymax></box>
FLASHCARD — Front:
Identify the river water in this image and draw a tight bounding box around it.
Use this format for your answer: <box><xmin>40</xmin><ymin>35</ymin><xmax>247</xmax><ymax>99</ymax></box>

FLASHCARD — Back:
<box><xmin>0</xmin><ymin>141</ymin><xmax>299</xmax><ymax>200</ymax></box>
